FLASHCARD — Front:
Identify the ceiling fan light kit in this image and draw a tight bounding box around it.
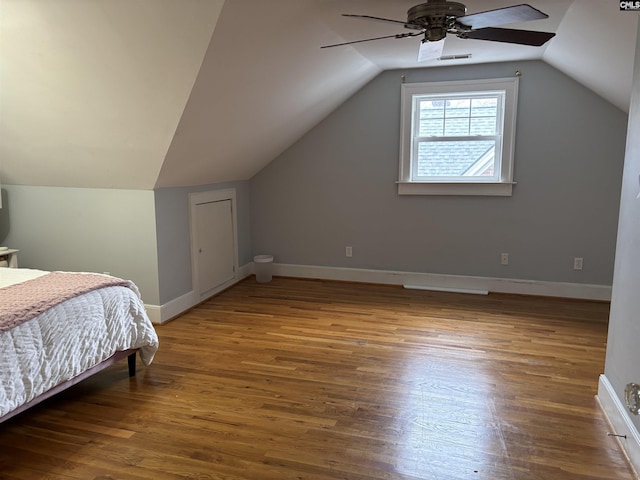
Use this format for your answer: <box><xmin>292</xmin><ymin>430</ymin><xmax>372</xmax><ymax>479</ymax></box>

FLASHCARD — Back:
<box><xmin>321</xmin><ymin>0</ymin><xmax>556</xmax><ymax>62</ymax></box>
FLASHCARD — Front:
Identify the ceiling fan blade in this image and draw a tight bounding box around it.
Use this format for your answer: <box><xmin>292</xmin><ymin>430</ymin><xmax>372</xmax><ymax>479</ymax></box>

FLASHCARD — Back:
<box><xmin>458</xmin><ymin>4</ymin><xmax>548</xmax><ymax>30</ymax></box>
<box><xmin>342</xmin><ymin>14</ymin><xmax>422</xmax><ymax>31</ymax></box>
<box><xmin>321</xmin><ymin>31</ymin><xmax>422</xmax><ymax>49</ymax></box>
<box><xmin>463</xmin><ymin>27</ymin><xmax>555</xmax><ymax>46</ymax></box>
<box><xmin>417</xmin><ymin>39</ymin><xmax>445</xmax><ymax>62</ymax></box>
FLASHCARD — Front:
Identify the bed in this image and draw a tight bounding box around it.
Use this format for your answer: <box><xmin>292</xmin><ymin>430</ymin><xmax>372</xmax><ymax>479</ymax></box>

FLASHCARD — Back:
<box><xmin>0</xmin><ymin>267</ymin><xmax>159</xmax><ymax>423</ymax></box>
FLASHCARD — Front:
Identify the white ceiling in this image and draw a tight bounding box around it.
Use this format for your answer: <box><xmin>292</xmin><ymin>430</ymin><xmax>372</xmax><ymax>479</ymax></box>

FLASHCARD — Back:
<box><xmin>0</xmin><ymin>0</ymin><xmax>225</xmax><ymax>189</ymax></box>
<box><xmin>1</xmin><ymin>1</ymin><xmax>638</xmax><ymax>190</ymax></box>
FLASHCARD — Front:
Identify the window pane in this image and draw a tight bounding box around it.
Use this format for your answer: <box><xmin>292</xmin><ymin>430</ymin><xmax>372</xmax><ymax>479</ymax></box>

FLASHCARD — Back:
<box><xmin>415</xmin><ymin>140</ymin><xmax>495</xmax><ymax>177</ymax></box>
<box><xmin>470</xmin><ymin>97</ymin><xmax>498</xmax><ymax>135</ymax></box>
<box><xmin>419</xmin><ymin>100</ymin><xmax>444</xmax><ymax>118</ymax></box>
<box><xmin>418</xmin><ymin>96</ymin><xmax>500</xmax><ymax>138</ymax></box>
<box><xmin>418</xmin><ymin>100</ymin><xmax>444</xmax><ymax>136</ymax></box>
<box><xmin>470</xmin><ymin>98</ymin><xmax>497</xmax><ymax>117</ymax></box>
<box><xmin>444</xmin><ymin>117</ymin><xmax>470</xmax><ymax>136</ymax></box>
<box><xmin>445</xmin><ymin>98</ymin><xmax>470</xmax><ymax>118</ymax></box>
<box><xmin>470</xmin><ymin>117</ymin><xmax>497</xmax><ymax>135</ymax></box>
<box><xmin>419</xmin><ymin>119</ymin><xmax>444</xmax><ymax>136</ymax></box>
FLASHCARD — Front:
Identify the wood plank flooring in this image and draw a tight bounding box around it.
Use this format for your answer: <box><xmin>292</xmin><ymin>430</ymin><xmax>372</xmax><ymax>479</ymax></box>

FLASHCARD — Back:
<box><xmin>0</xmin><ymin>277</ymin><xmax>636</xmax><ymax>479</ymax></box>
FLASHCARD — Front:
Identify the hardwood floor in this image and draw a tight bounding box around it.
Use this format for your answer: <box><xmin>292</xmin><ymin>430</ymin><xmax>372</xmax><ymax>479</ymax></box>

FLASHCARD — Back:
<box><xmin>0</xmin><ymin>277</ymin><xmax>636</xmax><ymax>480</ymax></box>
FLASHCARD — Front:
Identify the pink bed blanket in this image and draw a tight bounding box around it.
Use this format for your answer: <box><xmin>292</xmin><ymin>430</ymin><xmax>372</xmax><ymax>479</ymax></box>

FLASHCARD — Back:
<box><xmin>0</xmin><ymin>272</ymin><xmax>134</xmax><ymax>333</ymax></box>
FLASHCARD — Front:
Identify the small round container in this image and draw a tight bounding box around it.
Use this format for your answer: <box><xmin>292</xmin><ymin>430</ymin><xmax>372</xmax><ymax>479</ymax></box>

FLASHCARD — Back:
<box><xmin>253</xmin><ymin>255</ymin><xmax>274</xmax><ymax>283</ymax></box>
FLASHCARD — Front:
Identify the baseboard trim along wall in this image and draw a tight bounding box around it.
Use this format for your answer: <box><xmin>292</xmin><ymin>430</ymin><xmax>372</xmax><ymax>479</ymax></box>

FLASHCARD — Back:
<box><xmin>145</xmin><ymin>262</ymin><xmax>611</xmax><ymax>323</ymax></box>
<box><xmin>271</xmin><ymin>263</ymin><xmax>612</xmax><ymax>301</ymax></box>
<box><xmin>145</xmin><ymin>262</ymin><xmax>253</xmax><ymax>324</ymax></box>
<box><xmin>597</xmin><ymin>375</ymin><xmax>640</xmax><ymax>476</ymax></box>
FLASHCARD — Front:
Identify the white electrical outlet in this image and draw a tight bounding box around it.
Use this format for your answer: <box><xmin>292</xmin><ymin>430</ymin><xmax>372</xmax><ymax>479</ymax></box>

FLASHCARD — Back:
<box><xmin>501</xmin><ymin>253</ymin><xmax>509</xmax><ymax>265</ymax></box>
<box><xmin>346</xmin><ymin>246</ymin><xmax>353</xmax><ymax>257</ymax></box>
<box><xmin>574</xmin><ymin>257</ymin><xmax>583</xmax><ymax>271</ymax></box>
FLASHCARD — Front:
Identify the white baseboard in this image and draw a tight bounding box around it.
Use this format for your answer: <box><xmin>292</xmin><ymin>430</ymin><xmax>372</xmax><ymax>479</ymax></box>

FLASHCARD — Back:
<box><xmin>145</xmin><ymin>262</ymin><xmax>253</xmax><ymax>324</ymax></box>
<box><xmin>597</xmin><ymin>374</ymin><xmax>640</xmax><ymax>476</ymax></box>
<box><xmin>271</xmin><ymin>263</ymin><xmax>612</xmax><ymax>301</ymax></box>
<box><xmin>145</xmin><ymin>290</ymin><xmax>196</xmax><ymax>325</ymax></box>
<box><xmin>142</xmin><ymin>304</ymin><xmax>163</xmax><ymax>325</ymax></box>
<box><xmin>145</xmin><ymin>262</ymin><xmax>611</xmax><ymax>323</ymax></box>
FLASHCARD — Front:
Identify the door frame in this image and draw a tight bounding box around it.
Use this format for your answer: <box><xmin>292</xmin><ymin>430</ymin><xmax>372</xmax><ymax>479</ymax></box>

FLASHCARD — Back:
<box><xmin>188</xmin><ymin>188</ymin><xmax>239</xmax><ymax>300</ymax></box>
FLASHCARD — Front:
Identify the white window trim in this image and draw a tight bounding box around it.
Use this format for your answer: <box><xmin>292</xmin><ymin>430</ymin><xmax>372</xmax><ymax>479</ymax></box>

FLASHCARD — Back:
<box><xmin>398</xmin><ymin>77</ymin><xmax>519</xmax><ymax>196</ymax></box>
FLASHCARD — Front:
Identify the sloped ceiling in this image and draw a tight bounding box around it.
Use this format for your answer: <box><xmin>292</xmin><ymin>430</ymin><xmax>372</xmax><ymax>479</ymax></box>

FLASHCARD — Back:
<box><xmin>1</xmin><ymin>1</ymin><xmax>638</xmax><ymax>190</ymax></box>
<box><xmin>156</xmin><ymin>0</ymin><xmax>379</xmax><ymax>187</ymax></box>
<box><xmin>0</xmin><ymin>0</ymin><xmax>224</xmax><ymax>189</ymax></box>
<box><xmin>544</xmin><ymin>1</ymin><xmax>638</xmax><ymax>111</ymax></box>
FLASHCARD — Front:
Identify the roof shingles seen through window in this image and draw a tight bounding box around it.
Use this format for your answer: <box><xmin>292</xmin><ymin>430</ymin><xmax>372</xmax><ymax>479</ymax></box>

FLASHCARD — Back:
<box><xmin>417</xmin><ymin>142</ymin><xmax>495</xmax><ymax>177</ymax></box>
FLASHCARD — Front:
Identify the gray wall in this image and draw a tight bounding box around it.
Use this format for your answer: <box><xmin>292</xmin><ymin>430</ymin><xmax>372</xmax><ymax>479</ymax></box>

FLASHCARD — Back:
<box><xmin>250</xmin><ymin>60</ymin><xmax>627</xmax><ymax>285</ymax></box>
<box><xmin>1</xmin><ymin>185</ymin><xmax>160</xmax><ymax>304</ymax></box>
<box><xmin>604</xmin><ymin>22</ymin><xmax>640</xmax><ymax>430</ymax></box>
<box><xmin>0</xmin><ymin>181</ymin><xmax>251</xmax><ymax>308</ymax></box>
<box><xmin>154</xmin><ymin>180</ymin><xmax>251</xmax><ymax>305</ymax></box>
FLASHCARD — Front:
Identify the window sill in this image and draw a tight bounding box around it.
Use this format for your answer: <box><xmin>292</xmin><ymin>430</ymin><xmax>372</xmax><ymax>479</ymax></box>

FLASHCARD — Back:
<box><xmin>397</xmin><ymin>181</ymin><xmax>515</xmax><ymax>196</ymax></box>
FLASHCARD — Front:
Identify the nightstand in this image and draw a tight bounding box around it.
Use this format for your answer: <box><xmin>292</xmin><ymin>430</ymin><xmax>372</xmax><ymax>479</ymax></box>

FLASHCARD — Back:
<box><xmin>0</xmin><ymin>249</ymin><xmax>19</xmax><ymax>268</ymax></box>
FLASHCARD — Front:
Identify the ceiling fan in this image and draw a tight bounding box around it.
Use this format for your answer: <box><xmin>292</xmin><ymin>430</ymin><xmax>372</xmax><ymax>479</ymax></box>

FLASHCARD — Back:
<box><xmin>321</xmin><ymin>1</ymin><xmax>556</xmax><ymax>61</ymax></box>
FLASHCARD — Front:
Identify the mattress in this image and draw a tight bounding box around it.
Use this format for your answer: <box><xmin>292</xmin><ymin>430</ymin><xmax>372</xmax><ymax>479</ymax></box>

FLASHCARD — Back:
<box><xmin>0</xmin><ymin>268</ymin><xmax>159</xmax><ymax>418</ymax></box>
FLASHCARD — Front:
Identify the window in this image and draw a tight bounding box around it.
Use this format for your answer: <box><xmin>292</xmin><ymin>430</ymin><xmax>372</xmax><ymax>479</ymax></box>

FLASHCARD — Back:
<box><xmin>398</xmin><ymin>77</ymin><xmax>519</xmax><ymax>196</ymax></box>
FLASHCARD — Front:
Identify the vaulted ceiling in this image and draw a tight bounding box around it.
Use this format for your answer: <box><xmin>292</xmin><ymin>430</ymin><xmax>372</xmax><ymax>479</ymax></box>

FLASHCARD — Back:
<box><xmin>1</xmin><ymin>0</ymin><xmax>637</xmax><ymax>190</ymax></box>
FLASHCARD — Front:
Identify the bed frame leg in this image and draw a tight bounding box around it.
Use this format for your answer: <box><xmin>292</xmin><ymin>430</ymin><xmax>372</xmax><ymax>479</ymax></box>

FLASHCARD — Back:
<box><xmin>128</xmin><ymin>352</ymin><xmax>136</xmax><ymax>377</ymax></box>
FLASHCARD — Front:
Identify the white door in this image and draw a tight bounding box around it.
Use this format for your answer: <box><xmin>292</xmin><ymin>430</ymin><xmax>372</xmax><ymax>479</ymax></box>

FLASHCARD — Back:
<box><xmin>195</xmin><ymin>199</ymin><xmax>235</xmax><ymax>295</ymax></box>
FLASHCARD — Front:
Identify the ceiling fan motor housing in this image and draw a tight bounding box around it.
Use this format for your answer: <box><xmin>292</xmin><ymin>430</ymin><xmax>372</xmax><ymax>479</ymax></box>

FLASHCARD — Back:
<box><xmin>407</xmin><ymin>0</ymin><xmax>467</xmax><ymax>41</ymax></box>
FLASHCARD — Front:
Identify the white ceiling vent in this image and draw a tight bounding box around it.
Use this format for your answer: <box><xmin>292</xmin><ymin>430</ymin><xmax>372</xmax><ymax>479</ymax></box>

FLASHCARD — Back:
<box><xmin>438</xmin><ymin>54</ymin><xmax>473</xmax><ymax>61</ymax></box>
